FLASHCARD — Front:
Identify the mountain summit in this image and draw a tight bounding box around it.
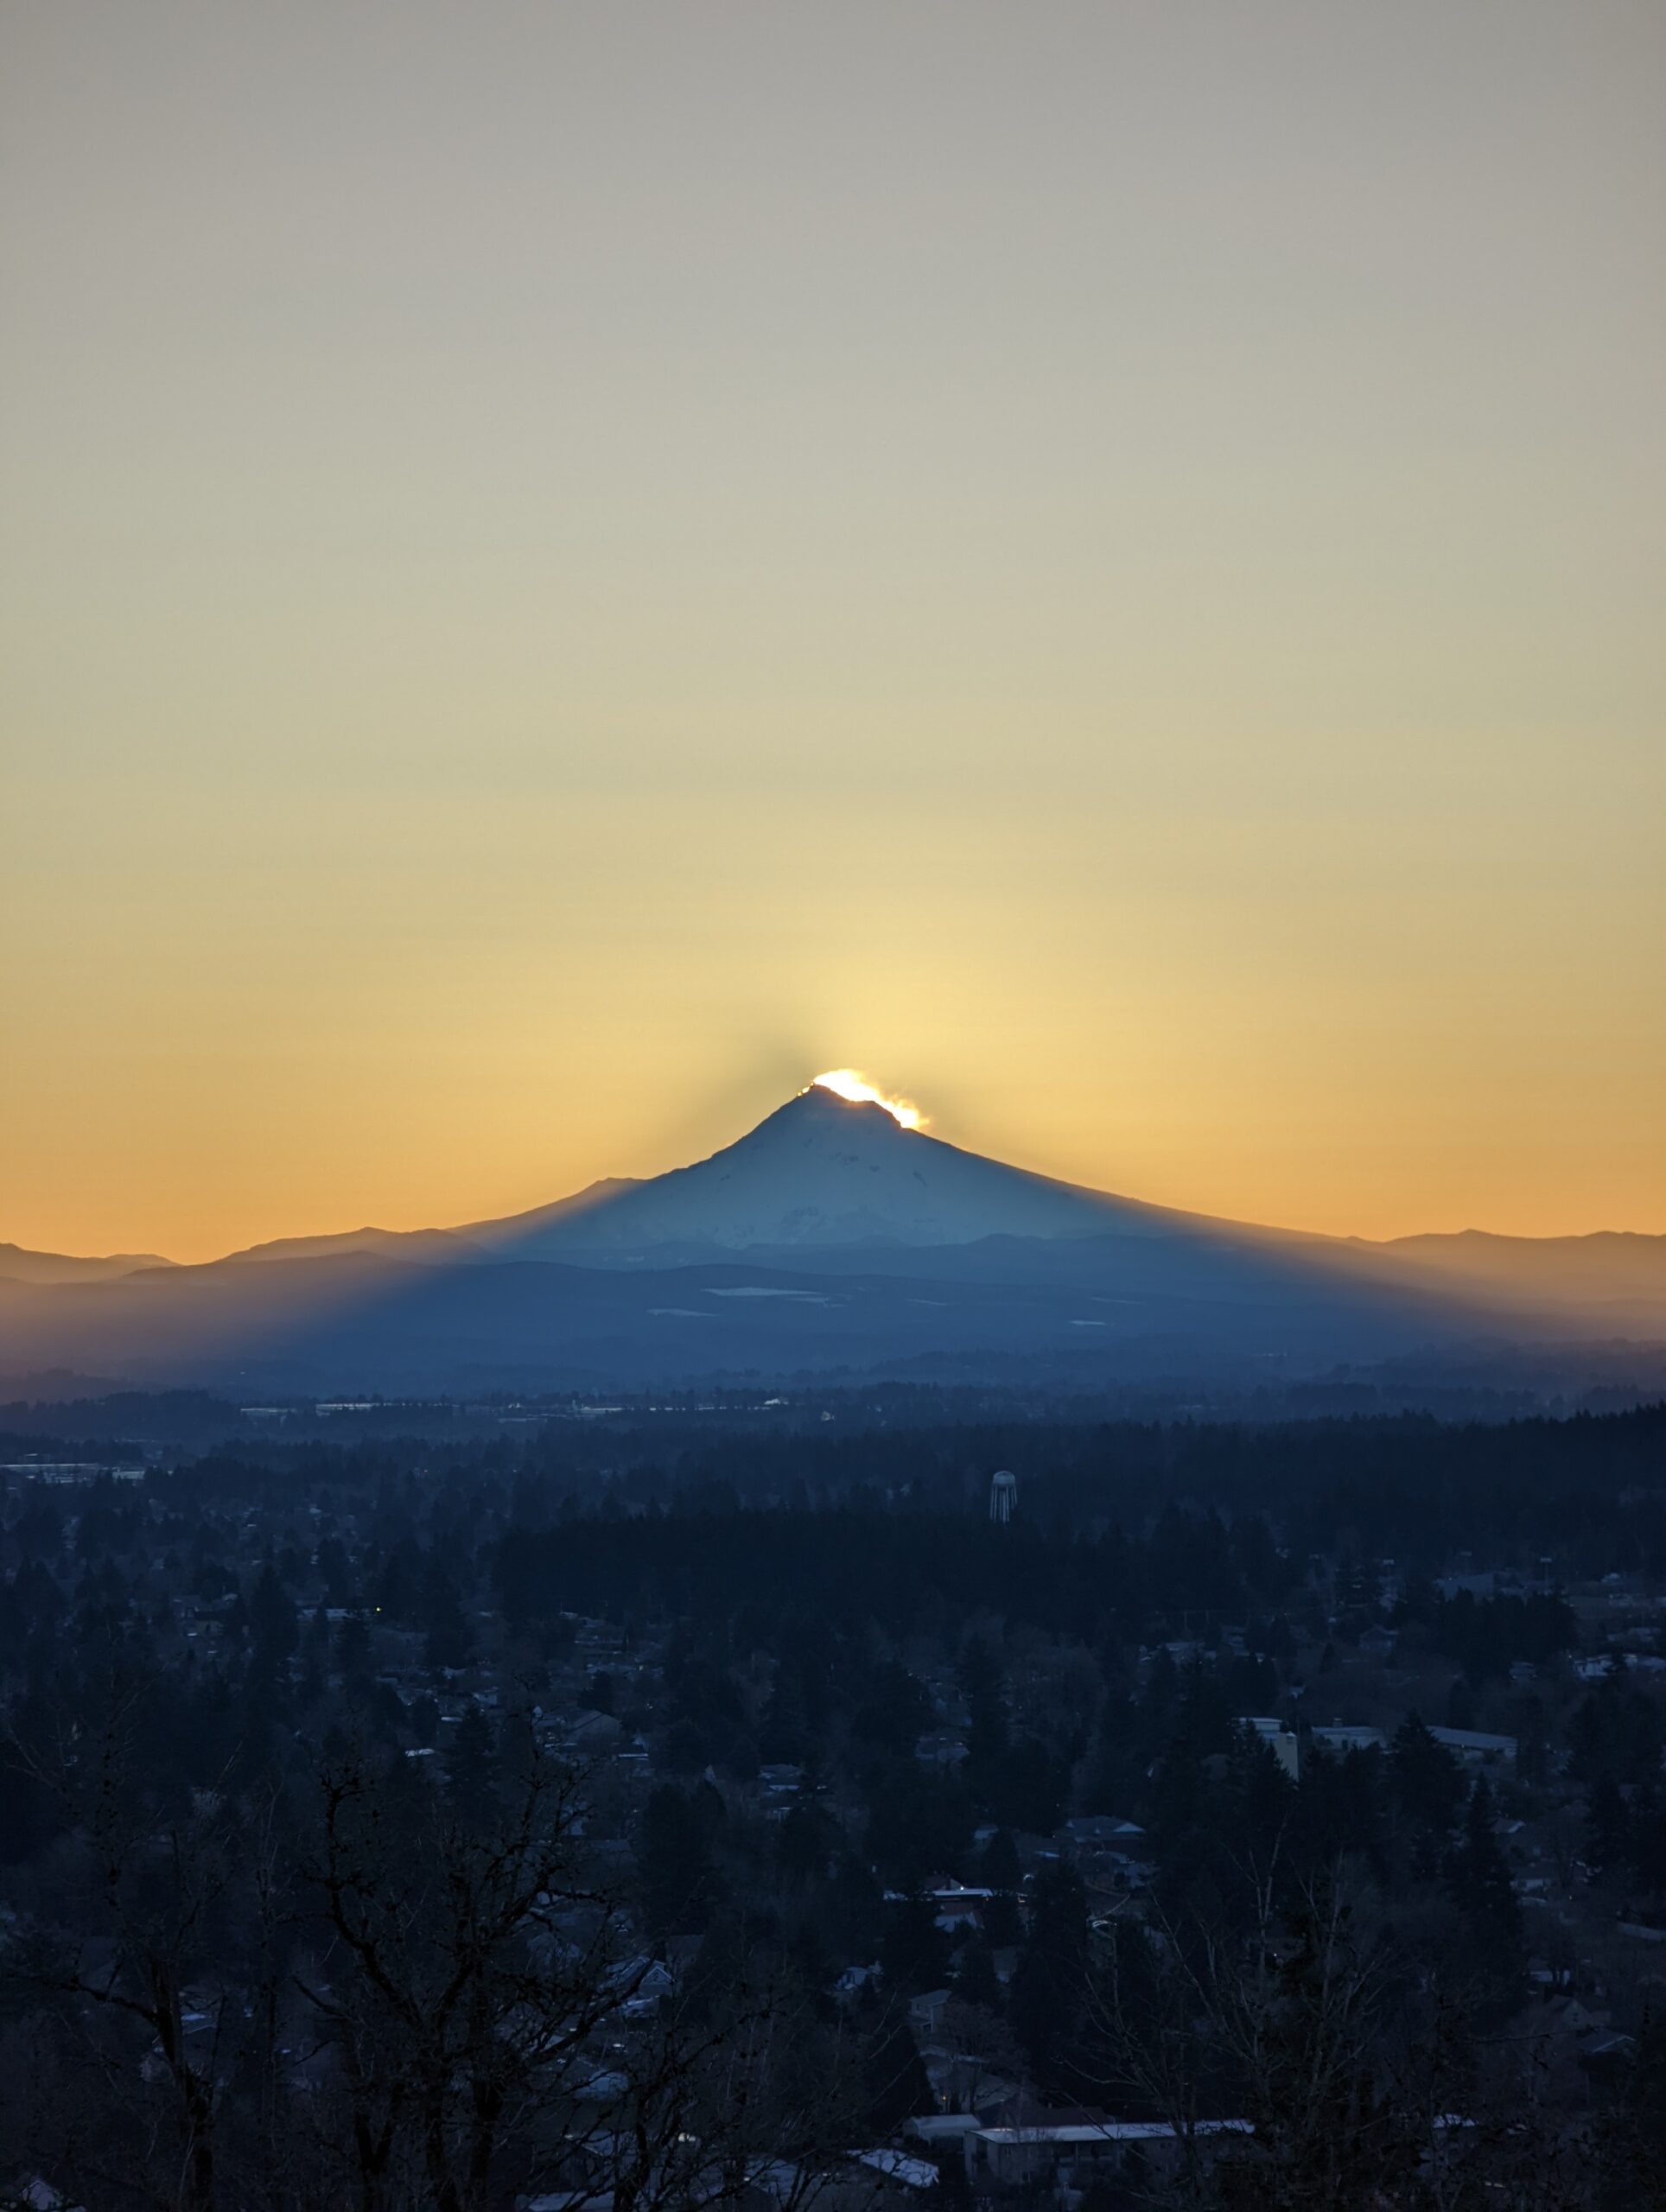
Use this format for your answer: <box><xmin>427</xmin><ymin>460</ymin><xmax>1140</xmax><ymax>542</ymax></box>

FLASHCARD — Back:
<box><xmin>461</xmin><ymin>1083</ymin><xmax>1151</xmax><ymax>1259</ymax></box>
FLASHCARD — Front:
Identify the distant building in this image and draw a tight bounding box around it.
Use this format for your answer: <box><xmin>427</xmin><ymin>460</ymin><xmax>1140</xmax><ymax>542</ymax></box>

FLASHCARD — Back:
<box><xmin>915</xmin><ymin>1731</ymin><xmax>971</xmax><ymax>1767</ymax></box>
<box><xmin>1428</xmin><ymin>1726</ymin><xmax>1517</xmax><ymax>1767</ymax></box>
<box><xmin>1436</xmin><ymin>1573</ymin><xmax>1491</xmax><ymax>1600</ymax></box>
<box><xmin>1059</xmin><ymin>1815</ymin><xmax>1146</xmax><ymax>1849</ymax></box>
<box><xmin>1</xmin><ymin>1461</ymin><xmax>144</xmax><ymax>1485</ymax></box>
<box><xmin>1310</xmin><ymin>1724</ymin><xmax>1388</xmax><ymax>1758</ymax></box>
<box><xmin>962</xmin><ymin>2120</ymin><xmax>1252</xmax><ymax>2196</ymax></box>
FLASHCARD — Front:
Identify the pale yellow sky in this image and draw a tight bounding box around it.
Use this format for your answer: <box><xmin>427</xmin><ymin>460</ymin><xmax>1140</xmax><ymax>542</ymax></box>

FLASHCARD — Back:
<box><xmin>3</xmin><ymin>1</ymin><xmax>1663</xmax><ymax>1262</ymax></box>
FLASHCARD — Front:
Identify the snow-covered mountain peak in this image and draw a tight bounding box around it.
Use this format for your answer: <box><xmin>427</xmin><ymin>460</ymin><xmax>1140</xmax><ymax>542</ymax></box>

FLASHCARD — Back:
<box><xmin>744</xmin><ymin>1084</ymin><xmax>920</xmax><ymax>1151</ymax></box>
<box><xmin>461</xmin><ymin>1085</ymin><xmax>1145</xmax><ymax>1258</ymax></box>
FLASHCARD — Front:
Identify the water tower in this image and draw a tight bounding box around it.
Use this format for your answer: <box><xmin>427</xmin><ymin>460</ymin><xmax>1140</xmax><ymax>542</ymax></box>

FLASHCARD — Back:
<box><xmin>989</xmin><ymin>1469</ymin><xmax>1018</xmax><ymax>1525</ymax></box>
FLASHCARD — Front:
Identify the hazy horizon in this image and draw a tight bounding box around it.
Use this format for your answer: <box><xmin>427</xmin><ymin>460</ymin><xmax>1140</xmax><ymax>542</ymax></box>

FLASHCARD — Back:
<box><xmin>4</xmin><ymin>2</ymin><xmax>1663</xmax><ymax>1261</ymax></box>
<box><xmin>7</xmin><ymin>1070</ymin><xmax>1664</xmax><ymax>1270</ymax></box>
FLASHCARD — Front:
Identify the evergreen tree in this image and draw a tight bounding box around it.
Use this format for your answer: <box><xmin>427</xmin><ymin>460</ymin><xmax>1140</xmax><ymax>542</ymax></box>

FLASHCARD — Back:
<box><xmin>447</xmin><ymin>1702</ymin><xmax>496</xmax><ymax>1812</ymax></box>
<box><xmin>960</xmin><ymin>1634</ymin><xmax>1009</xmax><ymax>1778</ymax></box>
<box><xmin>1233</xmin><ymin>1727</ymin><xmax>1299</xmax><ymax>1872</ymax></box>
<box><xmin>985</xmin><ymin>1733</ymin><xmax>1069</xmax><ymax>1836</ymax></box>
<box><xmin>1628</xmin><ymin>1785</ymin><xmax>1666</xmax><ymax>1896</ymax></box>
<box><xmin>864</xmin><ymin>1759</ymin><xmax>974</xmax><ymax>1888</ymax></box>
<box><xmin>852</xmin><ymin>1660</ymin><xmax>933</xmax><ymax>1758</ymax></box>
<box><xmin>334</xmin><ymin>1607</ymin><xmax>372</xmax><ymax>1687</ymax></box>
<box><xmin>973</xmin><ymin>1834</ymin><xmax>1026</xmax><ymax>1946</ymax></box>
<box><xmin>862</xmin><ymin>1999</ymin><xmax>934</xmax><ymax>2133</ymax></box>
<box><xmin>828</xmin><ymin>1850</ymin><xmax>886</xmax><ymax>1965</ymax></box>
<box><xmin>1447</xmin><ymin>1778</ymin><xmax>1516</xmax><ymax>1922</ymax></box>
<box><xmin>1445</xmin><ymin>1776</ymin><xmax>1524</xmax><ymax>2004</ymax></box>
<box><xmin>249</xmin><ymin>1560</ymin><xmax>297</xmax><ymax>1669</ymax></box>
<box><xmin>1009</xmin><ymin>1862</ymin><xmax>1090</xmax><ymax>2103</ymax></box>
<box><xmin>1389</xmin><ymin>1712</ymin><xmax>1463</xmax><ymax>1880</ymax></box>
<box><xmin>639</xmin><ymin>1783</ymin><xmax>722</xmax><ymax>1946</ymax></box>
<box><xmin>420</xmin><ymin>1557</ymin><xmax>474</xmax><ymax>1673</ymax></box>
<box><xmin>1570</xmin><ymin>1675</ymin><xmax>1665</xmax><ymax>1790</ymax></box>
<box><xmin>1586</xmin><ymin>1777</ymin><xmax>1631</xmax><ymax>1880</ymax></box>
<box><xmin>881</xmin><ymin>1890</ymin><xmax>951</xmax><ymax>1996</ymax></box>
<box><xmin>978</xmin><ymin>1827</ymin><xmax>1023</xmax><ymax>1891</ymax></box>
<box><xmin>778</xmin><ymin>1795</ymin><xmax>839</xmax><ymax>1884</ymax></box>
<box><xmin>952</xmin><ymin>1936</ymin><xmax>1002</xmax><ymax>2010</ymax></box>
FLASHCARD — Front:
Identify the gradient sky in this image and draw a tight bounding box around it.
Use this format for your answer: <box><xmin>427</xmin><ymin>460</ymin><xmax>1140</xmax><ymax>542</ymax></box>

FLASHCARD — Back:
<box><xmin>3</xmin><ymin>0</ymin><xmax>1663</xmax><ymax>1262</ymax></box>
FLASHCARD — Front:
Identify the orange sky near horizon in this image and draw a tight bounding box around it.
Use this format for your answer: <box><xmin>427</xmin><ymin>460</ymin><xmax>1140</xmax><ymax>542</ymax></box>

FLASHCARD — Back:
<box><xmin>3</xmin><ymin>2</ymin><xmax>1663</xmax><ymax>1264</ymax></box>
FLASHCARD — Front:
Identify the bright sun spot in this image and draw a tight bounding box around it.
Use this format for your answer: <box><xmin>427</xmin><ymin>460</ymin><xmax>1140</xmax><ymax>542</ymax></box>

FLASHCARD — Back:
<box><xmin>809</xmin><ymin>1070</ymin><xmax>925</xmax><ymax>1129</ymax></box>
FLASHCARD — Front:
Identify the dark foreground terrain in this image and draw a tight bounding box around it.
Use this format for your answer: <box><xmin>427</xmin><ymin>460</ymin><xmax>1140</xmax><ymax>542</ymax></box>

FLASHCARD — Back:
<box><xmin>2</xmin><ymin>1392</ymin><xmax>1665</xmax><ymax>2209</ymax></box>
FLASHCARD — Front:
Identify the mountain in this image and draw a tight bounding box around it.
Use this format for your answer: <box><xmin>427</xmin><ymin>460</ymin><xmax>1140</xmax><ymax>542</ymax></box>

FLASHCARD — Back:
<box><xmin>0</xmin><ymin>1242</ymin><xmax>176</xmax><ymax>1285</ymax></box>
<box><xmin>458</xmin><ymin>1085</ymin><xmax>1173</xmax><ymax>1257</ymax></box>
<box><xmin>1</xmin><ymin>1084</ymin><xmax>1661</xmax><ymax>1396</ymax></box>
<box><xmin>1366</xmin><ymin>1229</ymin><xmax>1666</xmax><ymax>1315</ymax></box>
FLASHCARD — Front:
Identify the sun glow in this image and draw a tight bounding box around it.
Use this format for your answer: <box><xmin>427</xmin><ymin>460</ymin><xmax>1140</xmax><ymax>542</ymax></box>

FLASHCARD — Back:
<box><xmin>809</xmin><ymin>1070</ymin><xmax>925</xmax><ymax>1129</ymax></box>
